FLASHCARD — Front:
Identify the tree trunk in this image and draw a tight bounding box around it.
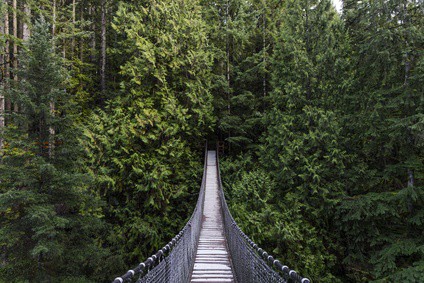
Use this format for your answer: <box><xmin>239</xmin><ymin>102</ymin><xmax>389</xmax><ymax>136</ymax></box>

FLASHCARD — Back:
<box><xmin>23</xmin><ymin>1</ymin><xmax>31</xmax><ymax>40</ymax></box>
<box><xmin>100</xmin><ymin>0</ymin><xmax>106</xmax><ymax>95</ymax></box>
<box><xmin>62</xmin><ymin>40</ymin><xmax>66</xmax><ymax>58</ymax></box>
<box><xmin>80</xmin><ymin>3</ymin><xmax>84</xmax><ymax>61</ymax></box>
<box><xmin>50</xmin><ymin>0</ymin><xmax>57</xmax><ymax>158</ymax></box>
<box><xmin>52</xmin><ymin>0</ymin><xmax>56</xmax><ymax>36</ymax></box>
<box><xmin>4</xmin><ymin>0</ymin><xmax>10</xmax><ymax>114</ymax></box>
<box><xmin>89</xmin><ymin>4</ymin><xmax>96</xmax><ymax>64</ymax></box>
<box><xmin>49</xmin><ymin>101</ymin><xmax>55</xmax><ymax>158</ymax></box>
<box><xmin>0</xmin><ymin>2</ymin><xmax>4</xmax><ymax>150</ymax></box>
<box><xmin>71</xmin><ymin>0</ymin><xmax>76</xmax><ymax>57</ymax></box>
<box><xmin>0</xmin><ymin>0</ymin><xmax>9</xmax><ymax>151</ymax></box>
<box><xmin>12</xmin><ymin>0</ymin><xmax>17</xmax><ymax>72</ymax></box>
<box><xmin>400</xmin><ymin>1</ymin><xmax>415</xmax><ymax>215</ymax></box>
<box><xmin>12</xmin><ymin>0</ymin><xmax>18</xmax><ymax>113</ymax></box>
<box><xmin>0</xmin><ymin>94</ymin><xmax>3</xmax><ymax>149</ymax></box>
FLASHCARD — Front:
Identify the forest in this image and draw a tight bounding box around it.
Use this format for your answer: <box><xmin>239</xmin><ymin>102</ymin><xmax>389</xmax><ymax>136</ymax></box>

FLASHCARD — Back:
<box><xmin>0</xmin><ymin>0</ymin><xmax>423</xmax><ymax>282</ymax></box>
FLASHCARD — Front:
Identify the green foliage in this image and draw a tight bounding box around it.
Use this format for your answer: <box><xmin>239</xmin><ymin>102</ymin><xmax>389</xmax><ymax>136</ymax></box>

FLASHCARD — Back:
<box><xmin>337</xmin><ymin>186</ymin><xmax>424</xmax><ymax>282</ymax></box>
<box><xmin>67</xmin><ymin>58</ymin><xmax>97</xmax><ymax>117</ymax></box>
<box><xmin>221</xmin><ymin>155</ymin><xmax>342</xmax><ymax>282</ymax></box>
<box><xmin>334</xmin><ymin>0</ymin><xmax>424</xmax><ymax>281</ymax></box>
<box><xmin>253</xmin><ymin>0</ymin><xmax>349</xmax><ymax>279</ymax></box>
<box><xmin>1</xmin><ymin>0</ymin><xmax>422</xmax><ymax>282</ymax></box>
<box><xmin>83</xmin><ymin>105</ymin><xmax>203</xmax><ymax>263</ymax></box>
<box><xmin>81</xmin><ymin>0</ymin><xmax>215</xmax><ymax>276</ymax></box>
<box><xmin>220</xmin><ymin>155</ymin><xmax>276</xmax><ymax>244</ymax></box>
<box><xmin>0</xmin><ymin>18</ymin><xmax>109</xmax><ymax>282</ymax></box>
<box><xmin>200</xmin><ymin>0</ymin><xmax>283</xmax><ymax>152</ymax></box>
<box><xmin>220</xmin><ymin>0</ymin><xmax>423</xmax><ymax>280</ymax></box>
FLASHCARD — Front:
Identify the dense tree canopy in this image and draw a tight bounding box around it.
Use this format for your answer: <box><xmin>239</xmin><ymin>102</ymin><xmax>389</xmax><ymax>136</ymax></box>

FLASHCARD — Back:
<box><xmin>81</xmin><ymin>0</ymin><xmax>214</xmax><ymax>270</ymax></box>
<box><xmin>0</xmin><ymin>18</ymin><xmax>108</xmax><ymax>282</ymax></box>
<box><xmin>0</xmin><ymin>0</ymin><xmax>422</xmax><ymax>282</ymax></box>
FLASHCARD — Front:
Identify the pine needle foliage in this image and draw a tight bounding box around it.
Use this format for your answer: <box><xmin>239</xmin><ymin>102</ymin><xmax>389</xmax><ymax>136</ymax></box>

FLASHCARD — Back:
<box><xmin>0</xmin><ymin>0</ymin><xmax>422</xmax><ymax>282</ymax></box>
<box><xmin>337</xmin><ymin>0</ymin><xmax>424</xmax><ymax>280</ymax></box>
<box><xmin>81</xmin><ymin>0</ymin><xmax>215</xmax><ymax>273</ymax></box>
<box><xmin>0</xmin><ymin>18</ymin><xmax>108</xmax><ymax>282</ymax></box>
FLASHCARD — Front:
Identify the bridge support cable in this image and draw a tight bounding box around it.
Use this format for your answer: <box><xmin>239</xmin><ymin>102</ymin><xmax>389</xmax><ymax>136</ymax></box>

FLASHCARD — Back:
<box><xmin>189</xmin><ymin>151</ymin><xmax>235</xmax><ymax>282</ymax></box>
<box><xmin>216</xmin><ymin>151</ymin><xmax>311</xmax><ymax>283</ymax></box>
<box><xmin>112</xmin><ymin>148</ymin><xmax>208</xmax><ymax>283</ymax></box>
<box><xmin>113</xmin><ymin>146</ymin><xmax>311</xmax><ymax>283</ymax></box>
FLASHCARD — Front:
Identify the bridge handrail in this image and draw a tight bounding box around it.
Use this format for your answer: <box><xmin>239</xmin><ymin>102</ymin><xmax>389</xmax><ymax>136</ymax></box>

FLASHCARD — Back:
<box><xmin>112</xmin><ymin>145</ymin><xmax>208</xmax><ymax>283</ymax></box>
<box><xmin>216</xmin><ymin>151</ymin><xmax>311</xmax><ymax>283</ymax></box>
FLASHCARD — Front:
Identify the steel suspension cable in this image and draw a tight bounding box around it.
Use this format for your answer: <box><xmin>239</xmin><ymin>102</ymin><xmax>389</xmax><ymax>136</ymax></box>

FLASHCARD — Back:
<box><xmin>113</xmin><ymin>146</ymin><xmax>311</xmax><ymax>283</ymax></box>
<box><xmin>216</xmin><ymin>151</ymin><xmax>311</xmax><ymax>283</ymax></box>
<box><xmin>112</xmin><ymin>147</ymin><xmax>208</xmax><ymax>283</ymax></box>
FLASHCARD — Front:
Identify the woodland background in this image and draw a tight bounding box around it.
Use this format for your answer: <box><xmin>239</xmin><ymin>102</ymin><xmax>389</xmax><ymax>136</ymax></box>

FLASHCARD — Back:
<box><xmin>0</xmin><ymin>0</ymin><xmax>423</xmax><ymax>282</ymax></box>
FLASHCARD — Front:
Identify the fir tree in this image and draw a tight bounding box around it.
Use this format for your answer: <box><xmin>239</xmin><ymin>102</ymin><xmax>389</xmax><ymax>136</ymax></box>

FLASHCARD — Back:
<box><xmin>0</xmin><ymin>17</ymin><xmax>108</xmax><ymax>282</ymax></box>
<box><xmin>337</xmin><ymin>0</ymin><xmax>424</xmax><ymax>281</ymax></box>
<box><xmin>82</xmin><ymin>0</ymin><xmax>215</xmax><ymax>274</ymax></box>
<box><xmin>259</xmin><ymin>0</ymin><xmax>351</xmax><ymax>280</ymax></box>
<box><xmin>200</xmin><ymin>0</ymin><xmax>281</xmax><ymax>153</ymax></box>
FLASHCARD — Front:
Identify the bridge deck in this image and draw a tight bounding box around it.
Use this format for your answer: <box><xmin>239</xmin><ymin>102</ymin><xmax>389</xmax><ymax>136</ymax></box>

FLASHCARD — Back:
<box><xmin>190</xmin><ymin>151</ymin><xmax>235</xmax><ymax>283</ymax></box>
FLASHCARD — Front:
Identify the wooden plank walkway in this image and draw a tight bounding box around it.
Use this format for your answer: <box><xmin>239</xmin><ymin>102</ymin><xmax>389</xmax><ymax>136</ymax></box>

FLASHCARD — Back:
<box><xmin>190</xmin><ymin>151</ymin><xmax>235</xmax><ymax>283</ymax></box>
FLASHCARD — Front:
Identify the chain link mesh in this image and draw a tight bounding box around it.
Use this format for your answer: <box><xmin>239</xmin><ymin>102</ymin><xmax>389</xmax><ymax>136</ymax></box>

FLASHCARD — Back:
<box><xmin>113</xmin><ymin>148</ymin><xmax>311</xmax><ymax>283</ymax></box>
<box><xmin>217</xmin><ymin>152</ymin><xmax>310</xmax><ymax>283</ymax></box>
<box><xmin>112</xmin><ymin>149</ymin><xmax>207</xmax><ymax>283</ymax></box>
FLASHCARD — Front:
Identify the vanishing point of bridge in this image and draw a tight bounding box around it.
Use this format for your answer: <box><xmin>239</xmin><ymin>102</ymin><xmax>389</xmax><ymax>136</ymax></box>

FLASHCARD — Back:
<box><xmin>191</xmin><ymin>151</ymin><xmax>234</xmax><ymax>282</ymax></box>
<box><xmin>113</xmin><ymin>149</ymin><xmax>310</xmax><ymax>283</ymax></box>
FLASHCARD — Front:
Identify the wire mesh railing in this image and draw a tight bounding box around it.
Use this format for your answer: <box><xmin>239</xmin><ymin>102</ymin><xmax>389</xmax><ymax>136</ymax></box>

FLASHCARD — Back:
<box><xmin>216</xmin><ymin>151</ymin><xmax>311</xmax><ymax>283</ymax></box>
<box><xmin>112</xmin><ymin>148</ymin><xmax>208</xmax><ymax>283</ymax></box>
<box><xmin>113</xmin><ymin>146</ymin><xmax>311</xmax><ymax>283</ymax></box>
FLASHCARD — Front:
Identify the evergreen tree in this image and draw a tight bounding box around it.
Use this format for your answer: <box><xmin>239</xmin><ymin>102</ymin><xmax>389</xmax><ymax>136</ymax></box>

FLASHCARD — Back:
<box><xmin>0</xmin><ymin>0</ymin><xmax>421</xmax><ymax>281</ymax></box>
<box><xmin>0</xmin><ymin>18</ymin><xmax>108</xmax><ymax>282</ymax></box>
<box><xmin>0</xmin><ymin>0</ymin><xmax>5</xmax><ymax>150</ymax></box>
<box><xmin>258</xmin><ymin>0</ymin><xmax>351</xmax><ymax>280</ymax></box>
<box><xmin>200</xmin><ymin>0</ymin><xmax>282</xmax><ymax>153</ymax></box>
<box><xmin>337</xmin><ymin>0</ymin><xmax>424</xmax><ymax>281</ymax></box>
<box><xmin>82</xmin><ymin>0</ymin><xmax>215</xmax><ymax>274</ymax></box>
<box><xmin>221</xmin><ymin>0</ymin><xmax>276</xmax><ymax>151</ymax></box>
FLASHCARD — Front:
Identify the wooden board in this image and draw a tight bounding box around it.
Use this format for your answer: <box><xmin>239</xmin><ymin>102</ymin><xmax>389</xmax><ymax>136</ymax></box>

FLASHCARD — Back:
<box><xmin>190</xmin><ymin>151</ymin><xmax>235</xmax><ymax>283</ymax></box>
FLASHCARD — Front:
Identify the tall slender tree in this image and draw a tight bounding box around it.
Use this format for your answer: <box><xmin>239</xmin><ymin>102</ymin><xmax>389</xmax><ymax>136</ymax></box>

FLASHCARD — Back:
<box><xmin>200</xmin><ymin>0</ymin><xmax>280</xmax><ymax>152</ymax></box>
<box><xmin>259</xmin><ymin>0</ymin><xmax>351</xmax><ymax>280</ymax></box>
<box><xmin>83</xmin><ymin>0</ymin><xmax>215</xmax><ymax>274</ymax></box>
<box><xmin>4</xmin><ymin>0</ymin><xmax>10</xmax><ymax>114</ymax></box>
<box><xmin>337</xmin><ymin>0</ymin><xmax>424</xmax><ymax>281</ymax></box>
<box><xmin>0</xmin><ymin>17</ymin><xmax>108</xmax><ymax>282</ymax></box>
<box><xmin>22</xmin><ymin>1</ymin><xmax>31</xmax><ymax>40</ymax></box>
<box><xmin>0</xmin><ymin>0</ymin><xmax>4</xmax><ymax>150</ymax></box>
<box><xmin>100</xmin><ymin>0</ymin><xmax>106</xmax><ymax>95</ymax></box>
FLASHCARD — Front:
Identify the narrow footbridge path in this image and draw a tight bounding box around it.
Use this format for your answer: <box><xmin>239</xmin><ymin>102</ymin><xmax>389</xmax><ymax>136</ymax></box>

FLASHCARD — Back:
<box><xmin>113</xmin><ymin>149</ymin><xmax>310</xmax><ymax>283</ymax></box>
<box><xmin>190</xmin><ymin>151</ymin><xmax>234</xmax><ymax>282</ymax></box>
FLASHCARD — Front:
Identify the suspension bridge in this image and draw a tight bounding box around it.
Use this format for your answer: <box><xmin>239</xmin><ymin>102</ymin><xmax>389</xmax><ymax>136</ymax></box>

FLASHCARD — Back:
<box><xmin>113</xmin><ymin>149</ymin><xmax>310</xmax><ymax>283</ymax></box>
